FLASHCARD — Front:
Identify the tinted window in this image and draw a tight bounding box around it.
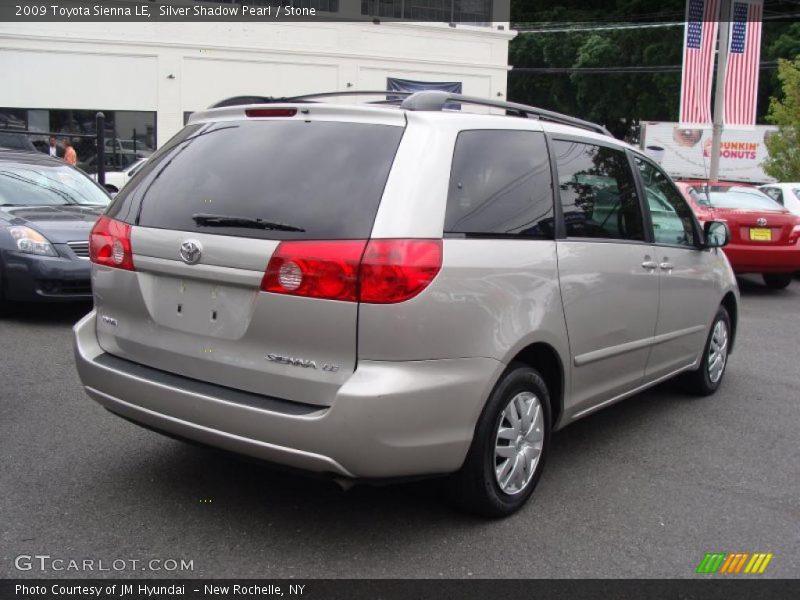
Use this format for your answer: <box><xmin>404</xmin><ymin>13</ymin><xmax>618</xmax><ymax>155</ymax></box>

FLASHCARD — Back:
<box><xmin>445</xmin><ymin>130</ymin><xmax>554</xmax><ymax>238</ymax></box>
<box><xmin>553</xmin><ymin>140</ymin><xmax>644</xmax><ymax>241</ymax></box>
<box><xmin>0</xmin><ymin>162</ymin><xmax>109</xmax><ymax>207</ymax></box>
<box><xmin>127</xmin><ymin>120</ymin><xmax>404</xmax><ymax>240</ymax></box>
<box><xmin>635</xmin><ymin>157</ymin><xmax>697</xmax><ymax>247</ymax></box>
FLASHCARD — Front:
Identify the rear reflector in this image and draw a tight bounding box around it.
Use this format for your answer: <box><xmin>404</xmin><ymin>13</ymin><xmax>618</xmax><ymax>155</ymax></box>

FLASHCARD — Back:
<box><xmin>89</xmin><ymin>216</ymin><xmax>135</xmax><ymax>271</ymax></box>
<box><xmin>245</xmin><ymin>108</ymin><xmax>298</xmax><ymax>118</ymax></box>
<box><xmin>261</xmin><ymin>239</ymin><xmax>442</xmax><ymax>304</ymax></box>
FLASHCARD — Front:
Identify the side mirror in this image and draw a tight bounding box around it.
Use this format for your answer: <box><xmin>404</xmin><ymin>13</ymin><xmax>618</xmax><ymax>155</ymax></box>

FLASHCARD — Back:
<box><xmin>703</xmin><ymin>221</ymin><xmax>730</xmax><ymax>248</ymax></box>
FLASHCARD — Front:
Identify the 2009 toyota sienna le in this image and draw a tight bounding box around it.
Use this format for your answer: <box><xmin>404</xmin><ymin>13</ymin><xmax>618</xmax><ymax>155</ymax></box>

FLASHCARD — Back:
<box><xmin>74</xmin><ymin>91</ymin><xmax>739</xmax><ymax>516</ymax></box>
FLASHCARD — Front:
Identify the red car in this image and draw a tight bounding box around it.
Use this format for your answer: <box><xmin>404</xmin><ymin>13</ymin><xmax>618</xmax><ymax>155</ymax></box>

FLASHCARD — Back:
<box><xmin>675</xmin><ymin>180</ymin><xmax>800</xmax><ymax>289</ymax></box>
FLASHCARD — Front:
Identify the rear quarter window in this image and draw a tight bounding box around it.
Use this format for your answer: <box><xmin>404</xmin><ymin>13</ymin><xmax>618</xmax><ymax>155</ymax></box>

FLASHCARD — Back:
<box><xmin>445</xmin><ymin>130</ymin><xmax>554</xmax><ymax>239</ymax></box>
<box><xmin>112</xmin><ymin>120</ymin><xmax>404</xmax><ymax>240</ymax></box>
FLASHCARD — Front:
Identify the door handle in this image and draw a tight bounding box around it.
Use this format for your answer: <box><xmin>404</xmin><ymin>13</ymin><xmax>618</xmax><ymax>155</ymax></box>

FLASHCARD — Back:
<box><xmin>641</xmin><ymin>261</ymin><xmax>658</xmax><ymax>270</ymax></box>
<box><xmin>660</xmin><ymin>262</ymin><xmax>674</xmax><ymax>271</ymax></box>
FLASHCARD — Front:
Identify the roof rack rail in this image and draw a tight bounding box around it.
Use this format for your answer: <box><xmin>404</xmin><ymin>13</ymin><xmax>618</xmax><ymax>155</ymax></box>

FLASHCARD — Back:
<box><xmin>210</xmin><ymin>91</ymin><xmax>413</xmax><ymax>108</ymax></box>
<box><xmin>286</xmin><ymin>91</ymin><xmax>414</xmax><ymax>102</ymax></box>
<box><xmin>400</xmin><ymin>91</ymin><xmax>612</xmax><ymax>137</ymax></box>
<box><xmin>209</xmin><ymin>90</ymin><xmax>611</xmax><ymax>136</ymax></box>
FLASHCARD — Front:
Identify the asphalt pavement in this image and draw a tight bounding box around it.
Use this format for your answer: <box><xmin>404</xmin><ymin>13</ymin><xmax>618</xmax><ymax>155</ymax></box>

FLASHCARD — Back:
<box><xmin>1</xmin><ymin>275</ymin><xmax>798</xmax><ymax>578</ymax></box>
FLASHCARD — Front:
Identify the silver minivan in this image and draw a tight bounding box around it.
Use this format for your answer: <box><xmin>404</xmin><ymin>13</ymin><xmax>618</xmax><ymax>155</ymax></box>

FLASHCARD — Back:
<box><xmin>74</xmin><ymin>92</ymin><xmax>738</xmax><ymax>516</ymax></box>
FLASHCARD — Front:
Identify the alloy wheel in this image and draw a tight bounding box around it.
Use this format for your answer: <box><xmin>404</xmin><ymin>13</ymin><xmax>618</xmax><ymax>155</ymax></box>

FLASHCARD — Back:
<box><xmin>494</xmin><ymin>391</ymin><xmax>544</xmax><ymax>495</ymax></box>
<box><xmin>708</xmin><ymin>320</ymin><xmax>729</xmax><ymax>384</ymax></box>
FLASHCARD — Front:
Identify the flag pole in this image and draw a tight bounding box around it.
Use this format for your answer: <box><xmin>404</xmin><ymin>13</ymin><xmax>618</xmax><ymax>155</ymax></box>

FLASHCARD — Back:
<box><xmin>709</xmin><ymin>0</ymin><xmax>732</xmax><ymax>181</ymax></box>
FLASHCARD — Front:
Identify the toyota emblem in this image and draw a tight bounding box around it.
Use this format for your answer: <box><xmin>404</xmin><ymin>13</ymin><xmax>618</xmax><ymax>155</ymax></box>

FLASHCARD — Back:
<box><xmin>757</xmin><ymin>217</ymin><xmax>768</xmax><ymax>227</ymax></box>
<box><xmin>179</xmin><ymin>240</ymin><xmax>203</xmax><ymax>265</ymax></box>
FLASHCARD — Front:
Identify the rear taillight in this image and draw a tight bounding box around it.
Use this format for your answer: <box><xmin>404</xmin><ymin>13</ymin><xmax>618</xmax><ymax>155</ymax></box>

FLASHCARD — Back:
<box><xmin>791</xmin><ymin>224</ymin><xmax>800</xmax><ymax>244</ymax></box>
<box><xmin>360</xmin><ymin>239</ymin><xmax>442</xmax><ymax>304</ymax></box>
<box><xmin>89</xmin><ymin>216</ymin><xmax>135</xmax><ymax>271</ymax></box>
<box><xmin>262</xmin><ymin>241</ymin><xmax>366</xmax><ymax>302</ymax></box>
<box><xmin>261</xmin><ymin>239</ymin><xmax>442</xmax><ymax>304</ymax></box>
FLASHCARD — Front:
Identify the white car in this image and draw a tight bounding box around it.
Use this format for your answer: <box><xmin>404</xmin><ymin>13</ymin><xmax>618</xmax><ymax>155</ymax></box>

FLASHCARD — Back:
<box><xmin>759</xmin><ymin>183</ymin><xmax>800</xmax><ymax>216</ymax></box>
<box><xmin>92</xmin><ymin>158</ymin><xmax>146</xmax><ymax>194</ymax></box>
<box><xmin>105</xmin><ymin>138</ymin><xmax>153</xmax><ymax>157</ymax></box>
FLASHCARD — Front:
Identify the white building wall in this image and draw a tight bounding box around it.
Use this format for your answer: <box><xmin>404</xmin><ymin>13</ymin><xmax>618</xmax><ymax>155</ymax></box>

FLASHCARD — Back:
<box><xmin>0</xmin><ymin>21</ymin><xmax>515</xmax><ymax>144</ymax></box>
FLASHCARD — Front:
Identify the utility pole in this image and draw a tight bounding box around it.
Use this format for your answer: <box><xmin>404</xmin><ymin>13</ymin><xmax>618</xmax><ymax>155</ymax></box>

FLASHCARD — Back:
<box><xmin>709</xmin><ymin>0</ymin><xmax>731</xmax><ymax>182</ymax></box>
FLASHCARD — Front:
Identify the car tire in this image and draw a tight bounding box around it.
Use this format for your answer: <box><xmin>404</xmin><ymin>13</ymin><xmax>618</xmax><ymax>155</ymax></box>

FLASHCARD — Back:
<box><xmin>682</xmin><ymin>306</ymin><xmax>731</xmax><ymax>396</ymax></box>
<box><xmin>447</xmin><ymin>363</ymin><xmax>551</xmax><ymax>518</ymax></box>
<box><xmin>762</xmin><ymin>273</ymin><xmax>792</xmax><ymax>290</ymax></box>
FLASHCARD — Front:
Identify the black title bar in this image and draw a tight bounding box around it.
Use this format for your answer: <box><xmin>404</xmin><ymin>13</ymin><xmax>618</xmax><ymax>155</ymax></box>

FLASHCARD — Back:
<box><xmin>3</xmin><ymin>579</ymin><xmax>800</xmax><ymax>600</ymax></box>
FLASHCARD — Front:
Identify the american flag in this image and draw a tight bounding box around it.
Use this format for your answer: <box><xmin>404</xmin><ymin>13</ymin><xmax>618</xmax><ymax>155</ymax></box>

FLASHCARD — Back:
<box><xmin>679</xmin><ymin>0</ymin><xmax>720</xmax><ymax>125</ymax></box>
<box><xmin>724</xmin><ymin>0</ymin><xmax>763</xmax><ymax>127</ymax></box>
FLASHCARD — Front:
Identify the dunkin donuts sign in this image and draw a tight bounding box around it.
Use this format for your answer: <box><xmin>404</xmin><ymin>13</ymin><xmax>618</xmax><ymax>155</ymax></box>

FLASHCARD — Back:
<box><xmin>703</xmin><ymin>138</ymin><xmax>758</xmax><ymax>160</ymax></box>
<box><xmin>641</xmin><ymin>122</ymin><xmax>777</xmax><ymax>183</ymax></box>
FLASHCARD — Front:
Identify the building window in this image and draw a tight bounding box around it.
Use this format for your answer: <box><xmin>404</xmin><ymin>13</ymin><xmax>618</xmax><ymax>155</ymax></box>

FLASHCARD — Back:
<box><xmin>0</xmin><ymin>109</ymin><xmax>26</xmax><ymax>130</ymax></box>
<box><xmin>195</xmin><ymin>0</ymin><xmax>340</xmax><ymax>12</ymax></box>
<box><xmin>361</xmin><ymin>0</ymin><xmax>493</xmax><ymax>23</ymax></box>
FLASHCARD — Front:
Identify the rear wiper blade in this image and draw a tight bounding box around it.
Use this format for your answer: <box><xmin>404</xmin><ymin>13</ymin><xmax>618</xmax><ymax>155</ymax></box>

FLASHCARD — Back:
<box><xmin>192</xmin><ymin>213</ymin><xmax>305</xmax><ymax>232</ymax></box>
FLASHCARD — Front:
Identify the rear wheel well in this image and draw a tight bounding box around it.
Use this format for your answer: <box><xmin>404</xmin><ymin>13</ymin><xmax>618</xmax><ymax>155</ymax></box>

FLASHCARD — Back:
<box><xmin>721</xmin><ymin>292</ymin><xmax>738</xmax><ymax>352</ymax></box>
<box><xmin>510</xmin><ymin>343</ymin><xmax>563</xmax><ymax>428</ymax></box>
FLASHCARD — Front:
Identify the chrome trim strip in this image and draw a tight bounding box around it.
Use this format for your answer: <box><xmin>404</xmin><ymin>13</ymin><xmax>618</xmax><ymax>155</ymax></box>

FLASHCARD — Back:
<box><xmin>67</xmin><ymin>240</ymin><xmax>90</xmax><ymax>260</ymax></box>
<box><xmin>133</xmin><ymin>254</ymin><xmax>263</xmax><ymax>287</ymax></box>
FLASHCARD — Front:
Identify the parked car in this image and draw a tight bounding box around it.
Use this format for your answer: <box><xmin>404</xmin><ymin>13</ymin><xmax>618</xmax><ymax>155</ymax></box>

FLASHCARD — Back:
<box><xmin>74</xmin><ymin>92</ymin><xmax>739</xmax><ymax>516</ymax></box>
<box><xmin>675</xmin><ymin>181</ymin><xmax>800</xmax><ymax>289</ymax></box>
<box><xmin>0</xmin><ymin>149</ymin><xmax>111</xmax><ymax>308</ymax></box>
<box><xmin>78</xmin><ymin>150</ymin><xmax>145</xmax><ymax>174</ymax></box>
<box><xmin>104</xmin><ymin>138</ymin><xmax>153</xmax><ymax>157</ymax></box>
<box><xmin>91</xmin><ymin>158</ymin><xmax>146</xmax><ymax>194</ymax></box>
<box><xmin>759</xmin><ymin>183</ymin><xmax>800</xmax><ymax>216</ymax></box>
<box><xmin>0</xmin><ymin>131</ymin><xmax>37</xmax><ymax>153</ymax></box>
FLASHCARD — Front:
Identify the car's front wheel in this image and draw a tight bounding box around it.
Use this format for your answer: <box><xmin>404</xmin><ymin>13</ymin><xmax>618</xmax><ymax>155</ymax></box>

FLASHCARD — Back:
<box><xmin>682</xmin><ymin>306</ymin><xmax>731</xmax><ymax>396</ymax></box>
<box><xmin>763</xmin><ymin>273</ymin><xmax>792</xmax><ymax>289</ymax></box>
<box><xmin>448</xmin><ymin>363</ymin><xmax>551</xmax><ymax>517</ymax></box>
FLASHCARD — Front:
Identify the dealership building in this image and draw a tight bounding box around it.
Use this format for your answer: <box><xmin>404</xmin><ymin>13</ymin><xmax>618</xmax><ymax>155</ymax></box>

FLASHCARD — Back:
<box><xmin>0</xmin><ymin>0</ymin><xmax>514</xmax><ymax>158</ymax></box>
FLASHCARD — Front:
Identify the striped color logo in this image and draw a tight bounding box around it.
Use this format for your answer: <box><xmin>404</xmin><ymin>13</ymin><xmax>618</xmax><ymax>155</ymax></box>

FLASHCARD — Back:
<box><xmin>697</xmin><ymin>552</ymin><xmax>774</xmax><ymax>574</ymax></box>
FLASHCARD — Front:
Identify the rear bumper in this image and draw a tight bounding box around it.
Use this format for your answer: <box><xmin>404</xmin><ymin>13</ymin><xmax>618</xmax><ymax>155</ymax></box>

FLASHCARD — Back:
<box><xmin>74</xmin><ymin>311</ymin><xmax>503</xmax><ymax>479</ymax></box>
<box><xmin>724</xmin><ymin>243</ymin><xmax>800</xmax><ymax>274</ymax></box>
<box><xmin>1</xmin><ymin>248</ymin><xmax>92</xmax><ymax>302</ymax></box>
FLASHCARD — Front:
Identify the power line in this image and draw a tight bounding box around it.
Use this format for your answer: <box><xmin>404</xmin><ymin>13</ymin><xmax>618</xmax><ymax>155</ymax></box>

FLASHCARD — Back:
<box><xmin>516</xmin><ymin>22</ymin><xmax>681</xmax><ymax>33</ymax></box>
<box><xmin>510</xmin><ymin>62</ymin><xmax>780</xmax><ymax>75</ymax></box>
<box><xmin>515</xmin><ymin>12</ymin><xmax>800</xmax><ymax>34</ymax></box>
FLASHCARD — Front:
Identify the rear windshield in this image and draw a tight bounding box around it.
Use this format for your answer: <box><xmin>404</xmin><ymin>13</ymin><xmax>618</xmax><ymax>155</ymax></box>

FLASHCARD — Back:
<box><xmin>116</xmin><ymin>120</ymin><xmax>404</xmax><ymax>240</ymax></box>
<box><xmin>690</xmin><ymin>188</ymin><xmax>783</xmax><ymax>211</ymax></box>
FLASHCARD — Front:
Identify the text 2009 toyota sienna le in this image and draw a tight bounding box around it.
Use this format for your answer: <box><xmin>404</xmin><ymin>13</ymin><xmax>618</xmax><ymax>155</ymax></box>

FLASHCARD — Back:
<box><xmin>74</xmin><ymin>92</ymin><xmax>738</xmax><ymax>516</ymax></box>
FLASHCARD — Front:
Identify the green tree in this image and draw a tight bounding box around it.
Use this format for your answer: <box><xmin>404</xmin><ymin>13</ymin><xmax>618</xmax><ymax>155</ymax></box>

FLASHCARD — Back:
<box><xmin>508</xmin><ymin>5</ymin><xmax>800</xmax><ymax>138</ymax></box>
<box><xmin>763</xmin><ymin>57</ymin><xmax>800</xmax><ymax>181</ymax></box>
